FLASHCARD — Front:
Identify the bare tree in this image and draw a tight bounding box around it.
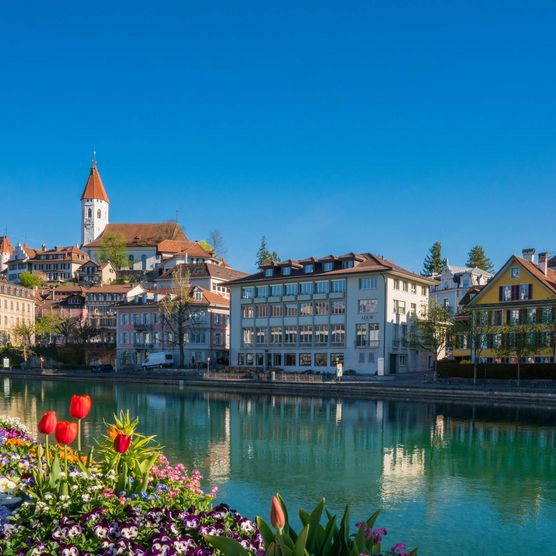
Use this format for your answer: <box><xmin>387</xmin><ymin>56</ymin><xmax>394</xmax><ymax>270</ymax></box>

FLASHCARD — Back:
<box><xmin>10</xmin><ymin>322</ymin><xmax>35</xmax><ymax>363</ymax></box>
<box><xmin>209</xmin><ymin>229</ymin><xmax>227</xmax><ymax>259</ymax></box>
<box><xmin>159</xmin><ymin>268</ymin><xmax>196</xmax><ymax>368</ymax></box>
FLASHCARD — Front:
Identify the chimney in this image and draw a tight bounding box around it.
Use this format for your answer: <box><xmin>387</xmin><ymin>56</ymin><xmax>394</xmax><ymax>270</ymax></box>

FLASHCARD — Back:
<box><xmin>42</xmin><ymin>243</ymin><xmax>47</xmax><ymax>252</ymax></box>
<box><xmin>538</xmin><ymin>252</ymin><xmax>548</xmax><ymax>275</ymax></box>
<box><xmin>522</xmin><ymin>248</ymin><xmax>535</xmax><ymax>263</ymax></box>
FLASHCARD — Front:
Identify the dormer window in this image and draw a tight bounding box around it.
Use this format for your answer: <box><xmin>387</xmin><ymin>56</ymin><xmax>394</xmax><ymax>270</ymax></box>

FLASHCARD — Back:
<box><xmin>282</xmin><ymin>266</ymin><xmax>291</xmax><ymax>276</ymax></box>
<box><xmin>304</xmin><ymin>264</ymin><xmax>314</xmax><ymax>273</ymax></box>
<box><xmin>264</xmin><ymin>268</ymin><xmax>273</xmax><ymax>277</ymax></box>
<box><xmin>194</xmin><ymin>291</ymin><xmax>202</xmax><ymax>301</ymax></box>
<box><xmin>341</xmin><ymin>260</ymin><xmax>354</xmax><ymax>269</ymax></box>
<box><xmin>323</xmin><ymin>262</ymin><xmax>334</xmax><ymax>272</ymax></box>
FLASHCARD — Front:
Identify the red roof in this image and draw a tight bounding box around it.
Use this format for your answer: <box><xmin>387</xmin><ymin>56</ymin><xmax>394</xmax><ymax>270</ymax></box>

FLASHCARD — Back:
<box><xmin>81</xmin><ymin>163</ymin><xmax>109</xmax><ymax>203</ymax></box>
<box><xmin>86</xmin><ymin>223</ymin><xmax>188</xmax><ymax>248</ymax></box>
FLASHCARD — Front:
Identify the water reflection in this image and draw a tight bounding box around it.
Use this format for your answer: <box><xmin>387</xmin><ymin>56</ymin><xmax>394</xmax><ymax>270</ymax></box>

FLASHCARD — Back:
<box><xmin>1</xmin><ymin>379</ymin><xmax>555</xmax><ymax>553</ymax></box>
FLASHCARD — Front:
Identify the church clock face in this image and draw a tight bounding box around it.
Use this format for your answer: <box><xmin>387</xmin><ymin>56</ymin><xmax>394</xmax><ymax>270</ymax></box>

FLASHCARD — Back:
<box><xmin>84</xmin><ymin>218</ymin><xmax>93</xmax><ymax>229</ymax></box>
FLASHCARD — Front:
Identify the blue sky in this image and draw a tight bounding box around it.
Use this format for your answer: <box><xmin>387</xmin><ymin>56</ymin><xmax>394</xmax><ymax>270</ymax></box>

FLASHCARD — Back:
<box><xmin>1</xmin><ymin>1</ymin><xmax>555</xmax><ymax>273</ymax></box>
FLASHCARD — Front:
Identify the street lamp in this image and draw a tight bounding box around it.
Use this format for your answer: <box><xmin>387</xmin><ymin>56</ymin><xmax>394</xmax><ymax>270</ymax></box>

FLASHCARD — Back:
<box><xmin>207</xmin><ymin>356</ymin><xmax>211</xmax><ymax>373</ymax></box>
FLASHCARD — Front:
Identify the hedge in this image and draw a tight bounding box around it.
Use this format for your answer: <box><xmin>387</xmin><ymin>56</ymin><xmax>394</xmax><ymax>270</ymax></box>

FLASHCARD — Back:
<box><xmin>438</xmin><ymin>360</ymin><xmax>556</xmax><ymax>380</ymax></box>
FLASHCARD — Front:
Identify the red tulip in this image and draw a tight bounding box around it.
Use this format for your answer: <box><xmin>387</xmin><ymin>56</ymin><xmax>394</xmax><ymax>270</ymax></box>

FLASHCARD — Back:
<box><xmin>270</xmin><ymin>495</ymin><xmax>286</xmax><ymax>530</ymax></box>
<box><xmin>114</xmin><ymin>433</ymin><xmax>132</xmax><ymax>453</ymax></box>
<box><xmin>55</xmin><ymin>421</ymin><xmax>78</xmax><ymax>445</ymax></box>
<box><xmin>38</xmin><ymin>411</ymin><xmax>57</xmax><ymax>435</ymax></box>
<box><xmin>70</xmin><ymin>395</ymin><xmax>92</xmax><ymax>420</ymax></box>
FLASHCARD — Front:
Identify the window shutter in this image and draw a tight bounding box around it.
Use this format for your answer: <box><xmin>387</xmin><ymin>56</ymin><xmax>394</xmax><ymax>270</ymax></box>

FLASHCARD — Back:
<box><xmin>506</xmin><ymin>310</ymin><xmax>511</xmax><ymax>325</ymax></box>
<box><xmin>528</xmin><ymin>284</ymin><xmax>533</xmax><ymax>300</ymax></box>
<box><xmin>499</xmin><ymin>286</ymin><xmax>503</xmax><ymax>301</ymax></box>
<box><xmin>511</xmin><ymin>285</ymin><xmax>519</xmax><ymax>301</ymax></box>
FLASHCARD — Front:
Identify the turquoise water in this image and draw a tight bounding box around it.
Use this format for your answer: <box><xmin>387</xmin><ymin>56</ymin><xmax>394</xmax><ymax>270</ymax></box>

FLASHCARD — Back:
<box><xmin>1</xmin><ymin>377</ymin><xmax>556</xmax><ymax>554</ymax></box>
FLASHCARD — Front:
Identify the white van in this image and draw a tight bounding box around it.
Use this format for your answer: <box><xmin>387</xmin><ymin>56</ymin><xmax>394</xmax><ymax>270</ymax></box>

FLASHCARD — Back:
<box><xmin>142</xmin><ymin>352</ymin><xmax>174</xmax><ymax>369</ymax></box>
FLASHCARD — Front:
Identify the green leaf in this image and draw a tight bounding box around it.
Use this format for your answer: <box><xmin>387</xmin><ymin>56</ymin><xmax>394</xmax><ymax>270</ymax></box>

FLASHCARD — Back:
<box><xmin>204</xmin><ymin>535</ymin><xmax>251</xmax><ymax>556</ymax></box>
<box><xmin>320</xmin><ymin>515</ymin><xmax>337</xmax><ymax>556</ymax></box>
<box><xmin>48</xmin><ymin>453</ymin><xmax>61</xmax><ymax>488</ymax></box>
<box><xmin>256</xmin><ymin>517</ymin><xmax>276</xmax><ymax>546</ymax></box>
<box><xmin>293</xmin><ymin>524</ymin><xmax>310</xmax><ymax>556</ymax></box>
<box><xmin>299</xmin><ymin>509</ymin><xmax>310</xmax><ymax>526</ymax></box>
<box><xmin>306</xmin><ymin>499</ymin><xmax>325</xmax><ymax>553</ymax></box>
<box><xmin>366</xmin><ymin>509</ymin><xmax>381</xmax><ymax>530</ymax></box>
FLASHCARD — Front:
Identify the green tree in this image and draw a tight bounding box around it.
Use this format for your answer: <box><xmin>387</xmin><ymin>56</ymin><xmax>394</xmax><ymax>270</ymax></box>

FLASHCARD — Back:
<box><xmin>256</xmin><ymin>236</ymin><xmax>279</xmax><ymax>268</ymax></box>
<box><xmin>35</xmin><ymin>315</ymin><xmax>62</xmax><ymax>343</ymax></box>
<box><xmin>408</xmin><ymin>302</ymin><xmax>454</xmax><ymax>377</ymax></box>
<box><xmin>199</xmin><ymin>240</ymin><xmax>214</xmax><ymax>254</ymax></box>
<box><xmin>97</xmin><ymin>231</ymin><xmax>127</xmax><ymax>270</ymax></box>
<box><xmin>19</xmin><ymin>271</ymin><xmax>44</xmax><ymax>288</ymax></box>
<box><xmin>10</xmin><ymin>322</ymin><xmax>35</xmax><ymax>363</ymax></box>
<box><xmin>466</xmin><ymin>245</ymin><xmax>494</xmax><ymax>272</ymax></box>
<box><xmin>422</xmin><ymin>241</ymin><xmax>445</xmax><ymax>276</ymax></box>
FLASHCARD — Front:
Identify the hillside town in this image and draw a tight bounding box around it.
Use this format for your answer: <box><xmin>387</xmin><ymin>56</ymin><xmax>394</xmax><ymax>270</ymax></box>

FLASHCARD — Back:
<box><xmin>0</xmin><ymin>161</ymin><xmax>555</xmax><ymax>377</ymax></box>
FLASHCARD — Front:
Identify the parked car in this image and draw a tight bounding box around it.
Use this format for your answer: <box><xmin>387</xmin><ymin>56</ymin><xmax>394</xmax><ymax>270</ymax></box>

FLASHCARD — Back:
<box><xmin>92</xmin><ymin>364</ymin><xmax>113</xmax><ymax>373</ymax></box>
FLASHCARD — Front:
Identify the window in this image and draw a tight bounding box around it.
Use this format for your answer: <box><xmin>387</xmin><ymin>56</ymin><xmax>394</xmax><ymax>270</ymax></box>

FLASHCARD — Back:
<box><xmin>332</xmin><ymin>300</ymin><xmax>345</xmax><ymax>314</ymax></box>
<box><xmin>284</xmin><ymin>326</ymin><xmax>297</xmax><ymax>344</ymax></box>
<box><xmin>315</xmin><ymin>301</ymin><xmax>329</xmax><ymax>315</ymax></box>
<box><xmin>508</xmin><ymin>310</ymin><xmax>520</xmax><ymax>325</ymax></box>
<box><xmin>359</xmin><ymin>277</ymin><xmax>377</xmax><ymax>289</ymax></box>
<box><xmin>331</xmin><ymin>353</ymin><xmax>344</xmax><ymax>365</ymax></box>
<box><xmin>299</xmin><ymin>325</ymin><xmax>313</xmax><ymax>344</ymax></box>
<box><xmin>270</xmin><ymin>284</ymin><xmax>283</xmax><ymax>296</ymax></box>
<box><xmin>502</xmin><ymin>285</ymin><xmax>512</xmax><ymax>301</ymax></box>
<box><xmin>399</xmin><ymin>355</ymin><xmax>407</xmax><ymax>366</ymax></box>
<box><xmin>402</xmin><ymin>281</ymin><xmax>408</xmax><ymax>292</ymax></box>
<box><xmin>411</xmin><ymin>283</ymin><xmax>417</xmax><ymax>294</ymax></box>
<box><xmin>410</xmin><ymin>303</ymin><xmax>417</xmax><ymax>316</ymax></box>
<box><xmin>256</xmin><ymin>353</ymin><xmax>264</xmax><ymax>366</ymax></box>
<box><xmin>341</xmin><ymin>260</ymin><xmax>354</xmax><ymax>269</ymax></box>
<box><xmin>322</xmin><ymin>262</ymin><xmax>334</xmax><ymax>272</ymax></box>
<box><xmin>421</xmin><ymin>286</ymin><xmax>427</xmax><ymax>296</ymax></box>
<box><xmin>285</xmin><ymin>303</ymin><xmax>298</xmax><ymax>316</ymax></box>
<box><xmin>511</xmin><ymin>267</ymin><xmax>520</xmax><ymax>279</ymax></box>
<box><xmin>242</xmin><ymin>328</ymin><xmax>254</xmax><ymax>346</ymax></box>
<box><xmin>264</xmin><ymin>268</ymin><xmax>273</xmax><ymax>277</ymax></box>
<box><xmin>256</xmin><ymin>328</ymin><xmax>267</xmax><ymax>345</ymax></box>
<box><xmin>315</xmin><ymin>325</ymin><xmax>328</xmax><ymax>344</ymax></box>
<box><xmin>282</xmin><ymin>267</ymin><xmax>291</xmax><ymax>276</ymax></box>
<box><xmin>256</xmin><ymin>286</ymin><xmax>269</xmax><ymax>298</ymax></box>
<box><xmin>256</xmin><ymin>304</ymin><xmax>268</xmax><ymax>318</ymax></box>
<box><xmin>300</xmin><ymin>353</ymin><xmax>311</xmax><ymax>366</ymax></box>
<box><xmin>519</xmin><ymin>284</ymin><xmax>531</xmax><ymax>300</ymax></box>
<box><xmin>356</xmin><ymin>323</ymin><xmax>367</xmax><ymax>347</ymax></box>
<box><xmin>128</xmin><ymin>254</ymin><xmax>134</xmax><ymax>266</ymax></box>
<box><xmin>368</xmin><ymin>323</ymin><xmax>379</xmax><ymax>346</ymax></box>
<box><xmin>270</xmin><ymin>327</ymin><xmax>282</xmax><ymax>344</ymax></box>
<box><xmin>300</xmin><ymin>302</ymin><xmax>312</xmax><ymax>316</ymax></box>
<box><xmin>299</xmin><ymin>282</ymin><xmax>313</xmax><ymax>295</ymax></box>
<box><xmin>241</xmin><ymin>287</ymin><xmax>254</xmax><ymax>299</ymax></box>
<box><xmin>393</xmin><ymin>279</ymin><xmax>400</xmax><ymax>290</ymax></box>
<box><xmin>87</xmin><ymin>208</ymin><xmax>92</xmax><ymax>218</ymax></box>
<box><xmin>331</xmin><ymin>324</ymin><xmax>345</xmax><ymax>345</ymax></box>
<box><xmin>273</xmin><ymin>353</ymin><xmax>282</xmax><ymax>366</ymax></box>
<box><xmin>541</xmin><ymin>307</ymin><xmax>554</xmax><ymax>324</ymax></box>
<box><xmin>393</xmin><ymin>300</ymin><xmax>406</xmax><ymax>315</ymax></box>
<box><xmin>285</xmin><ymin>283</ymin><xmax>297</xmax><ymax>296</ymax></box>
<box><xmin>245</xmin><ymin>353</ymin><xmax>254</xmax><ymax>365</ymax></box>
<box><xmin>314</xmin><ymin>353</ymin><xmax>327</xmax><ymax>367</ymax></box>
<box><xmin>331</xmin><ymin>279</ymin><xmax>345</xmax><ymax>293</ymax></box>
<box><xmin>285</xmin><ymin>353</ymin><xmax>296</xmax><ymax>366</ymax></box>
<box><xmin>315</xmin><ymin>281</ymin><xmax>329</xmax><ymax>294</ymax></box>
<box><xmin>304</xmin><ymin>264</ymin><xmax>314</xmax><ymax>273</ymax></box>
<box><xmin>358</xmin><ymin>299</ymin><xmax>377</xmax><ymax>314</ymax></box>
<box><xmin>271</xmin><ymin>304</ymin><xmax>283</xmax><ymax>317</ymax></box>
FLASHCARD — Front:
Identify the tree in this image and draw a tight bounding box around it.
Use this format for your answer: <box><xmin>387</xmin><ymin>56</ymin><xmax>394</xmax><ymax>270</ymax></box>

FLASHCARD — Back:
<box><xmin>209</xmin><ymin>229</ymin><xmax>227</xmax><ymax>259</ymax></box>
<box><xmin>19</xmin><ymin>271</ymin><xmax>44</xmax><ymax>288</ymax></box>
<box><xmin>58</xmin><ymin>316</ymin><xmax>79</xmax><ymax>344</ymax></box>
<box><xmin>256</xmin><ymin>236</ymin><xmax>280</xmax><ymax>268</ymax></box>
<box><xmin>159</xmin><ymin>268</ymin><xmax>196</xmax><ymax>368</ymax></box>
<box><xmin>10</xmin><ymin>322</ymin><xmax>35</xmax><ymax>363</ymax></box>
<box><xmin>422</xmin><ymin>242</ymin><xmax>445</xmax><ymax>276</ymax></box>
<box><xmin>408</xmin><ymin>302</ymin><xmax>454</xmax><ymax>377</ymax></box>
<box><xmin>466</xmin><ymin>245</ymin><xmax>494</xmax><ymax>272</ymax></box>
<box><xmin>35</xmin><ymin>314</ymin><xmax>62</xmax><ymax>344</ymax></box>
<box><xmin>97</xmin><ymin>231</ymin><xmax>127</xmax><ymax>270</ymax></box>
<box><xmin>199</xmin><ymin>240</ymin><xmax>214</xmax><ymax>254</ymax></box>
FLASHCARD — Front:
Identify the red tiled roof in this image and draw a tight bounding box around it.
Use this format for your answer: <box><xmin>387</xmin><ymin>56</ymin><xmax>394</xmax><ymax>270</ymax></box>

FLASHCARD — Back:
<box><xmin>81</xmin><ymin>163</ymin><xmax>109</xmax><ymax>203</ymax></box>
<box><xmin>157</xmin><ymin>240</ymin><xmax>212</xmax><ymax>257</ymax></box>
<box><xmin>516</xmin><ymin>256</ymin><xmax>556</xmax><ymax>294</ymax></box>
<box><xmin>0</xmin><ymin>236</ymin><xmax>13</xmax><ymax>255</ymax></box>
<box><xmin>29</xmin><ymin>246</ymin><xmax>89</xmax><ymax>264</ymax></box>
<box><xmin>86</xmin><ymin>284</ymin><xmax>134</xmax><ymax>294</ymax></box>
<box><xmin>228</xmin><ymin>253</ymin><xmax>435</xmax><ymax>285</ymax></box>
<box><xmin>157</xmin><ymin>262</ymin><xmax>247</xmax><ymax>282</ymax></box>
<box><xmin>85</xmin><ymin>223</ymin><xmax>188</xmax><ymax>248</ymax></box>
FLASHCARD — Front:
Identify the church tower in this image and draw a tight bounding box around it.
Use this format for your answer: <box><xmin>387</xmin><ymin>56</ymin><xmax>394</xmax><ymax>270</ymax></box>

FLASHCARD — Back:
<box><xmin>81</xmin><ymin>160</ymin><xmax>109</xmax><ymax>246</ymax></box>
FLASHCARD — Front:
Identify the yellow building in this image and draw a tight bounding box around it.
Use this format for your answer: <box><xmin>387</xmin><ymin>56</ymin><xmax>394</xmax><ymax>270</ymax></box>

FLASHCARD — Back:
<box><xmin>455</xmin><ymin>250</ymin><xmax>556</xmax><ymax>363</ymax></box>
<box><xmin>0</xmin><ymin>279</ymin><xmax>36</xmax><ymax>345</ymax></box>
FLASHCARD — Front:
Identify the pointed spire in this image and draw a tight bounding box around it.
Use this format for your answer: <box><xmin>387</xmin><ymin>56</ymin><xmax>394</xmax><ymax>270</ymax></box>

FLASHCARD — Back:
<box><xmin>81</xmin><ymin>159</ymin><xmax>109</xmax><ymax>203</ymax></box>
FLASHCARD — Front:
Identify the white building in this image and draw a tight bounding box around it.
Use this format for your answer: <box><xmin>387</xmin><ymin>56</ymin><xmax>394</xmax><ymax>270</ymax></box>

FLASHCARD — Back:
<box><xmin>227</xmin><ymin>253</ymin><xmax>435</xmax><ymax>375</ymax></box>
<box><xmin>0</xmin><ymin>236</ymin><xmax>14</xmax><ymax>274</ymax></box>
<box><xmin>81</xmin><ymin>162</ymin><xmax>110</xmax><ymax>246</ymax></box>
<box><xmin>429</xmin><ymin>263</ymin><xmax>493</xmax><ymax>314</ymax></box>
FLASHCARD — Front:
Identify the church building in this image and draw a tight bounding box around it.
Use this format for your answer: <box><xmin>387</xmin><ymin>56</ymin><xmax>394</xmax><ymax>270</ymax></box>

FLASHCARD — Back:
<box><xmin>80</xmin><ymin>161</ymin><xmax>191</xmax><ymax>272</ymax></box>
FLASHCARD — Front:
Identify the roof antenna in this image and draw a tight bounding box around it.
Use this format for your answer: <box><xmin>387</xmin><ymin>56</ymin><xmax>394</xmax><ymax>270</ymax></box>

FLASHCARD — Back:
<box><xmin>175</xmin><ymin>209</ymin><xmax>179</xmax><ymax>223</ymax></box>
<box><xmin>92</xmin><ymin>146</ymin><xmax>97</xmax><ymax>165</ymax></box>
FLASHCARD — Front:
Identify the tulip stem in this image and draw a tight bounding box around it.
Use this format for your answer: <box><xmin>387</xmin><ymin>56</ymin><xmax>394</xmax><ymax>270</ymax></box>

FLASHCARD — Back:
<box><xmin>64</xmin><ymin>444</ymin><xmax>68</xmax><ymax>476</ymax></box>
<box><xmin>77</xmin><ymin>419</ymin><xmax>81</xmax><ymax>453</ymax></box>
<box><xmin>45</xmin><ymin>434</ymin><xmax>49</xmax><ymax>466</ymax></box>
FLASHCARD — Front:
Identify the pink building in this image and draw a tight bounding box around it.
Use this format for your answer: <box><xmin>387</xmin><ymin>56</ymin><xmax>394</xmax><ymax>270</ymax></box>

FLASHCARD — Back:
<box><xmin>115</xmin><ymin>286</ymin><xmax>229</xmax><ymax>370</ymax></box>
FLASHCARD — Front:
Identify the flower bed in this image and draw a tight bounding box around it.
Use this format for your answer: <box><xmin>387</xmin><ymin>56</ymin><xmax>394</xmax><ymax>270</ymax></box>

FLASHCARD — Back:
<box><xmin>0</xmin><ymin>396</ymin><xmax>416</xmax><ymax>555</ymax></box>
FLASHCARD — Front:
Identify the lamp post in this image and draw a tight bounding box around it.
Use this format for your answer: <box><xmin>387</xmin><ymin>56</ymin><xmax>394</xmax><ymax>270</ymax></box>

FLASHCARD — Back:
<box><xmin>207</xmin><ymin>356</ymin><xmax>211</xmax><ymax>373</ymax></box>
